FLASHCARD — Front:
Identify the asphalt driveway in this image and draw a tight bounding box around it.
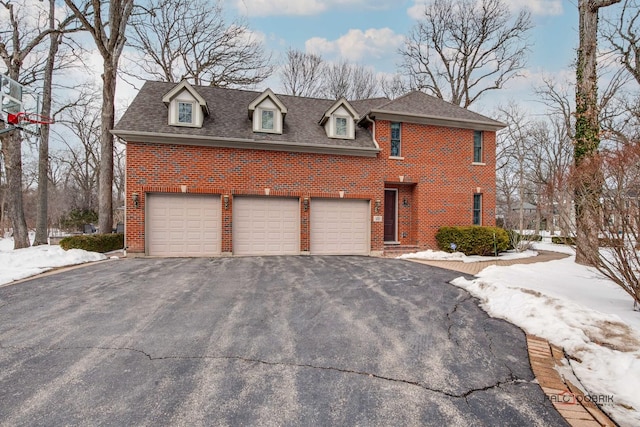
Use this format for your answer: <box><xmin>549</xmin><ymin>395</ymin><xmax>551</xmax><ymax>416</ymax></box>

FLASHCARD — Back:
<box><xmin>0</xmin><ymin>256</ymin><xmax>567</xmax><ymax>426</ymax></box>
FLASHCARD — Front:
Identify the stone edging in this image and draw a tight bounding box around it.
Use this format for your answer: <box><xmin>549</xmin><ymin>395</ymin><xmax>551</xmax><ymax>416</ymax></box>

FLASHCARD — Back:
<box><xmin>526</xmin><ymin>335</ymin><xmax>617</xmax><ymax>427</ymax></box>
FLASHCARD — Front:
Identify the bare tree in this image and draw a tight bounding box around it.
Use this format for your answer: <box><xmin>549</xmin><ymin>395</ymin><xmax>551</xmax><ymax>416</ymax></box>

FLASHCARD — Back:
<box><xmin>528</xmin><ymin>118</ymin><xmax>575</xmax><ymax>236</ymax></box>
<box><xmin>279</xmin><ymin>48</ymin><xmax>325</xmax><ymax>97</ymax></box>
<box><xmin>127</xmin><ymin>0</ymin><xmax>271</xmax><ymax>87</ymax></box>
<box><xmin>64</xmin><ymin>0</ymin><xmax>133</xmax><ymax>234</ymax></box>
<box><xmin>604</xmin><ymin>0</ymin><xmax>640</xmax><ymax>84</ymax></box>
<box><xmin>0</xmin><ymin>0</ymin><xmax>65</xmax><ymax>248</ymax></box>
<box><xmin>496</xmin><ymin>103</ymin><xmax>535</xmax><ymax>238</ymax></box>
<box><xmin>322</xmin><ymin>60</ymin><xmax>380</xmax><ymax>100</ymax></box>
<box><xmin>54</xmin><ymin>100</ymin><xmax>101</xmax><ymax>212</ymax></box>
<box><xmin>379</xmin><ymin>74</ymin><xmax>411</xmax><ymax>100</ymax></box>
<box><xmin>400</xmin><ymin>0</ymin><xmax>532</xmax><ymax>108</ymax></box>
<box><xmin>574</xmin><ymin>0</ymin><xmax>621</xmax><ymax>265</ymax></box>
<box><xmin>33</xmin><ymin>0</ymin><xmax>80</xmax><ymax>245</ymax></box>
<box><xmin>585</xmin><ymin>144</ymin><xmax>640</xmax><ymax>308</ymax></box>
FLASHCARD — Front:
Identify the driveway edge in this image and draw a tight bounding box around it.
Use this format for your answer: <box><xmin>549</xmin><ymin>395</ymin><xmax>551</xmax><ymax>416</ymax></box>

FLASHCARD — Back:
<box><xmin>526</xmin><ymin>335</ymin><xmax>617</xmax><ymax>427</ymax></box>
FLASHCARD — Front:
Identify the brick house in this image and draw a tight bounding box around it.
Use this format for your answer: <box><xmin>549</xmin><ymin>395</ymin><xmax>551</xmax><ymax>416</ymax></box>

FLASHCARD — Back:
<box><xmin>113</xmin><ymin>80</ymin><xmax>505</xmax><ymax>257</ymax></box>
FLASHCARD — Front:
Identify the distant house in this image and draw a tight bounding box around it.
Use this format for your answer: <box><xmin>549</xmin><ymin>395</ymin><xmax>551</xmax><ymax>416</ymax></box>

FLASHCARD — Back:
<box><xmin>113</xmin><ymin>81</ymin><xmax>505</xmax><ymax>256</ymax></box>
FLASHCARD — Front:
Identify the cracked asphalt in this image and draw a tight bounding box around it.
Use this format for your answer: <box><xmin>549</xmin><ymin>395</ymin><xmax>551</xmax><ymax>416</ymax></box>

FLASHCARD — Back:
<box><xmin>0</xmin><ymin>256</ymin><xmax>567</xmax><ymax>426</ymax></box>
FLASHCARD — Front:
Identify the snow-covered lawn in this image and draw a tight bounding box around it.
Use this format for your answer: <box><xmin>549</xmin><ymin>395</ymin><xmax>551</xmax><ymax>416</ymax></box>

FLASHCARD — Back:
<box><xmin>449</xmin><ymin>242</ymin><xmax>640</xmax><ymax>426</ymax></box>
<box><xmin>0</xmin><ymin>237</ymin><xmax>107</xmax><ymax>286</ymax></box>
<box><xmin>397</xmin><ymin>248</ymin><xmax>539</xmax><ymax>262</ymax></box>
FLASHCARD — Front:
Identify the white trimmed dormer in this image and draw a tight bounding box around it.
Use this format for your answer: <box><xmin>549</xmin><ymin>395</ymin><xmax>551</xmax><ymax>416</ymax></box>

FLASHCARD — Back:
<box><xmin>162</xmin><ymin>80</ymin><xmax>209</xmax><ymax>128</ymax></box>
<box><xmin>248</xmin><ymin>89</ymin><xmax>287</xmax><ymax>134</ymax></box>
<box><xmin>319</xmin><ymin>98</ymin><xmax>359</xmax><ymax>140</ymax></box>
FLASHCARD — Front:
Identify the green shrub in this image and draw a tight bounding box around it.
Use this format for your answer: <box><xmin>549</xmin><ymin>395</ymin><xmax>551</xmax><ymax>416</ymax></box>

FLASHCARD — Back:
<box><xmin>436</xmin><ymin>226</ymin><xmax>510</xmax><ymax>256</ymax></box>
<box><xmin>60</xmin><ymin>233</ymin><xmax>124</xmax><ymax>253</ymax></box>
<box><xmin>551</xmin><ymin>236</ymin><xmax>576</xmax><ymax>245</ymax></box>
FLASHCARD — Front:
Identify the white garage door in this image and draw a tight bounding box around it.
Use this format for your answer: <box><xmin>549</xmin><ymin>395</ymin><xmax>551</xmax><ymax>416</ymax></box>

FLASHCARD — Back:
<box><xmin>310</xmin><ymin>199</ymin><xmax>370</xmax><ymax>255</ymax></box>
<box><xmin>146</xmin><ymin>193</ymin><xmax>221</xmax><ymax>256</ymax></box>
<box><xmin>232</xmin><ymin>197</ymin><xmax>300</xmax><ymax>255</ymax></box>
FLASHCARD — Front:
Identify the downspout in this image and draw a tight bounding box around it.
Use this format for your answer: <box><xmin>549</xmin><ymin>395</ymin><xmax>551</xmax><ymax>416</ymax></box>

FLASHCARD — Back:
<box><xmin>361</xmin><ymin>114</ymin><xmax>380</xmax><ymax>150</ymax></box>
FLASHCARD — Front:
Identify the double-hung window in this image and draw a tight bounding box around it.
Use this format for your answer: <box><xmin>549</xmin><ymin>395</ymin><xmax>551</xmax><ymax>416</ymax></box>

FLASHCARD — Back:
<box><xmin>473</xmin><ymin>130</ymin><xmax>483</xmax><ymax>163</ymax></box>
<box><xmin>178</xmin><ymin>102</ymin><xmax>193</xmax><ymax>124</ymax></box>
<box><xmin>390</xmin><ymin>122</ymin><xmax>401</xmax><ymax>157</ymax></box>
<box><xmin>473</xmin><ymin>194</ymin><xmax>482</xmax><ymax>225</ymax></box>
<box><xmin>335</xmin><ymin>117</ymin><xmax>348</xmax><ymax>137</ymax></box>
<box><xmin>261</xmin><ymin>109</ymin><xmax>275</xmax><ymax>131</ymax></box>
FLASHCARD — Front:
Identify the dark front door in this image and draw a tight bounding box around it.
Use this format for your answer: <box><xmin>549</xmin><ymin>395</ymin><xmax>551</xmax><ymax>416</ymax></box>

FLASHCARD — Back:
<box><xmin>384</xmin><ymin>189</ymin><xmax>396</xmax><ymax>242</ymax></box>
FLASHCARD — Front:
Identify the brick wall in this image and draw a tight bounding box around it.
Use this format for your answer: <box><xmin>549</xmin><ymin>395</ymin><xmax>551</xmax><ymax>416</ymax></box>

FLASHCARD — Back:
<box><xmin>125</xmin><ymin>120</ymin><xmax>496</xmax><ymax>254</ymax></box>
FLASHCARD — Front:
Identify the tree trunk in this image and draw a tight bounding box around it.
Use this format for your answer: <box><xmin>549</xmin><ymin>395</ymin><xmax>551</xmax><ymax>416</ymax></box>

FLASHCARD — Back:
<box><xmin>33</xmin><ymin>0</ymin><xmax>58</xmax><ymax>246</ymax></box>
<box><xmin>1</xmin><ymin>131</ymin><xmax>30</xmax><ymax>248</ymax></box>
<box><xmin>574</xmin><ymin>0</ymin><xmax>620</xmax><ymax>264</ymax></box>
<box><xmin>98</xmin><ymin>62</ymin><xmax>116</xmax><ymax>234</ymax></box>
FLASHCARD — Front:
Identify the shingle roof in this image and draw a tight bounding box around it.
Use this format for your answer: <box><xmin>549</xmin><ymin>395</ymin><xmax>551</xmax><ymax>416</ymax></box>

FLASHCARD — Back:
<box><xmin>114</xmin><ymin>81</ymin><xmax>382</xmax><ymax>149</ymax></box>
<box><xmin>114</xmin><ymin>82</ymin><xmax>504</xmax><ymax>151</ymax></box>
<box><xmin>363</xmin><ymin>91</ymin><xmax>505</xmax><ymax>129</ymax></box>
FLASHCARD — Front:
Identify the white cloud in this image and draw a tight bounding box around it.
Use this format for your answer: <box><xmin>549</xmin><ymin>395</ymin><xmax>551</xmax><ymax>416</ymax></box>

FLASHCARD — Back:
<box><xmin>235</xmin><ymin>0</ymin><xmax>397</xmax><ymax>17</ymax></box>
<box><xmin>408</xmin><ymin>0</ymin><xmax>564</xmax><ymax>20</ymax></box>
<box><xmin>305</xmin><ymin>28</ymin><xmax>404</xmax><ymax>62</ymax></box>
<box><xmin>235</xmin><ymin>0</ymin><xmax>325</xmax><ymax>17</ymax></box>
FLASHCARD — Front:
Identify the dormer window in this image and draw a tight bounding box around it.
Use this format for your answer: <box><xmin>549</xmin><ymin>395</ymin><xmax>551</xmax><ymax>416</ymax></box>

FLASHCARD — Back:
<box><xmin>162</xmin><ymin>80</ymin><xmax>209</xmax><ymax>128</ymax></box>
<box><xmin>178</xmin><ymin>102</ymin><xmax>194</xmax><ymax>124</ymax></box>
<box><xmin>335</xmin><ymin>117</ymin><xmax>348</xmax><ymax>137</ymax></box>
<box><xmin>320</xmin><ymin>98</ymin><xmax>359</xmax><ymax>140</ymax></box>
<box><xmin>261</xmin><ymin>109</ymin><xmax>275</xmax><ymax>131</ymax></box>
<box><xmin>248</xmin><ymin>89</ymin><xmax>287</xmax><ymax>135</ymax></box>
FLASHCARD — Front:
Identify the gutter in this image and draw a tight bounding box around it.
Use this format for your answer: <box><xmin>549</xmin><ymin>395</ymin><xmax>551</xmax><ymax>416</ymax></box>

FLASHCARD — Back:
<box><xmin>110</xmin><ymin>129</ymin><xmax>381</xmax><ymax>158</ymax></box>
<box><xmin>361</xmin><ymin>114</ymin><xmax>380</xmax><ymax>150</ymax></box>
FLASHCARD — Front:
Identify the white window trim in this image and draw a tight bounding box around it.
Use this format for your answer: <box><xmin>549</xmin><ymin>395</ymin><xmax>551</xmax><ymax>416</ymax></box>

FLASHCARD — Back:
<box><xmin>258</xmin><ymin>108</ymin><xmax>278</xmax><ymax>133</ymax></box>
<box><xmin>177</xmin><ymin>101</ymin><xmax>195</xmax><ymax>125</ymax></box>
<box><xmin>335</xmin><ymin>116</ymin><xmax>348</xmax><ymax>137</ymax></box>
<box><xmin>327</xmin><ymin>114</ymin><xmax>354</xmax><ymax>139</ymax></box>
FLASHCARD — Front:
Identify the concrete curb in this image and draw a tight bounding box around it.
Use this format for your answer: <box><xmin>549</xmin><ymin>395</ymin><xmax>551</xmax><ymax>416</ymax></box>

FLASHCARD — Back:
<box><xmin>526</xmin><ymin>335</ymin><xmax>617</xmax><ymax>427</ymax></box>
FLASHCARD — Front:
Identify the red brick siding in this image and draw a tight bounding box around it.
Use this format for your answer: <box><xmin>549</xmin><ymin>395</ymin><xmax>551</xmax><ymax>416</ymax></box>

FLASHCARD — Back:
<box><xmin>376</xmin><ymin>120</ymin><xmax>496</xmax><ymax>248</ymax></box>
<box><xmin>125</xmin><ymin>120</ymin><xmax>496</xmax><ymax>254</ymax></box>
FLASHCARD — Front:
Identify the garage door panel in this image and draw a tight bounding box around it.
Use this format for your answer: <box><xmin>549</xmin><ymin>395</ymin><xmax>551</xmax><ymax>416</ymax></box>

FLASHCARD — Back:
<box><xmin>310</xmin><ymin>199</ymin><xmax>369</xmax><ymax>255</ymax></box>
<box><xmin>233</xmin><ymin>197</ymin><xmax>300</xmax><ymax>256</ymax></box>
<box><xmin>147</xmin><ymin>193</ymin><xmax>221</xmax><ymax>256</ymax></box>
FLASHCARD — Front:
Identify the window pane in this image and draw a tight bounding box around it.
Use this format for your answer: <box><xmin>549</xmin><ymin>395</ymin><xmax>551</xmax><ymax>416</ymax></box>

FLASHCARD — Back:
<box><xmin>262</xmin><ymin>110</ymin><xmax>274</xmax><ymax>130</ymax></box>
<box><xmin>336</xmin><ymin>117</ymin><xmax>347</xmax><ymax>136</ymax></box>
<box><xmin>473</xmin><ymin>194</ymin><xmax>482</xmax><ymax>225</ymax></box>
<box><xmin>178</xmin><ymin>102</ymin><xmax>192</xmax><ymax>123</ymax></box>
<box><xmin>391</xmin><ymin>122</ymin><xmax>401</xmax><ymax>156</ymax></box>
<box><xmin>474</xmin><ymin>131</ymin><xmax>482</xmax><ymax>162</ymax></box>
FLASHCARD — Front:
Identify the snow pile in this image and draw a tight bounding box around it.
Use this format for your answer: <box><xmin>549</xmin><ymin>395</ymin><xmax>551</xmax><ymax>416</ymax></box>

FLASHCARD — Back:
<box><xmin>0</xmin><ymin>239</ymin><xmax>107</xmax><ymax>286</ymax></box>
<box><xmin>451</xmin><ymin>254</ymin><xmax>640</xmax><ymax>426</ymax></box>
<box><xmin>532</xmin><ymin>241</ymin><xmax>576</xmax><ymax>255</ymax></box>
<box><xmin>397</xmin><ymin>249</ymin><xmax>538</xmax><ymax>263</ymax></box>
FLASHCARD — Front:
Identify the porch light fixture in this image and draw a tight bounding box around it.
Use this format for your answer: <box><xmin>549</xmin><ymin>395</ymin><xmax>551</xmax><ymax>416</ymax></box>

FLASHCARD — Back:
<box><xmin>223</xmin><ymin>195</ymin><xmax>229</xmax><ymax>210</ymax></box>
<box><xmin>403</xmin><ymin>198</ymin><xmax>410</xmax><ymax>208</ymax></box>
<box><xmin>303</xmin><ymin>197</ymin><xmax>309</xmax><ymax>211</ymax></box>
<box><xmin>132</xmin><ymin>192</ymin><xmax>139</xmax><ymax>208</ymax></box>
<box><xmin>374</xmin><ymin>199</ymin><xmax>381</xmax><ymax>213</ymax></box>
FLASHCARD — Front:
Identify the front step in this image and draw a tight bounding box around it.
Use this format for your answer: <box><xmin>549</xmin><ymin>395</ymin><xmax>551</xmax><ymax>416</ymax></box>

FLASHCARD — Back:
<box><xmin>383</xmin><ymin>245</ymin><xmax>421</xmax><ymax>257</ymax></box>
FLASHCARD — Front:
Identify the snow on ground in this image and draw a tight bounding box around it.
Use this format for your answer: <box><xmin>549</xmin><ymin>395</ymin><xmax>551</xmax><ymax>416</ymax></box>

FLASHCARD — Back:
<box><xmin>0</xmin><ymin>237</ymin><xmax>107</xmax><ymax>286</ymax></box>
<box><xmin>397</xmin><ymin>249</ymin><xmax>539</xmax><ymax>262</ymax></box>
<box><xmin>450</xmin><ymin>242</ymin><xmax>640</xmax><ymax>426</ymax></box>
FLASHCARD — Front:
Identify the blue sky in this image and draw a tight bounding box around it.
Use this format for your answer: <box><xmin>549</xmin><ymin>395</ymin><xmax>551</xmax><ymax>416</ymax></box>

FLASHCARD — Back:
<box><xmin>211</xmin><ymin>0</ymin><xmax>590</xmax><ymax>114</ymax></box>
<box><xmin>114</xmin><ymin>1</ymin><xmax>628</xmax><ymax>116</ymax></box>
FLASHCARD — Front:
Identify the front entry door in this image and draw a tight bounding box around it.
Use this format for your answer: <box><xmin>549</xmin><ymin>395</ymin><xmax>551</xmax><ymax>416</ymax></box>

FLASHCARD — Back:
<box><xmin>384</xmin><ymin>189</ymin><xmax>397</xmax><ymax>242</ymax></box>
